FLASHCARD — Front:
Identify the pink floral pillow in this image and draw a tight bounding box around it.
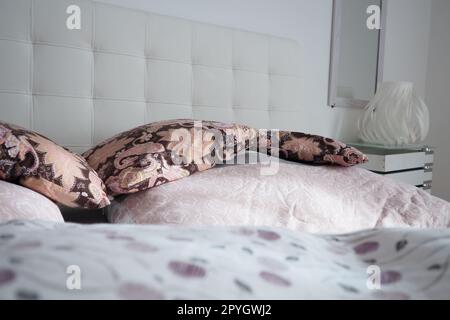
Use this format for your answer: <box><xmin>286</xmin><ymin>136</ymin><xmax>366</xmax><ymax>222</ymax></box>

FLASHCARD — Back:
<box><xmin>0</xmin><ymin>121</ymin><xmax>110</xmax><ymax>209</ymax></box>
<box><xmin>280</xmin><ymin>131</ymin><xmax>368</xmax><ymax>166</ymax></box>
<box><xmin>83</xmin><ymin>119</ymin><xmax>256</xmax><ymax>196</ymax></box>
<box><xmin>0</xmin><ymin>180</ymin><xmax>64</xmax><ymax>223</ymax></box>
<box><xmin>258</xmin><ymin>131</ymin><xmax>368</xmax><ymax>167</ymax></box>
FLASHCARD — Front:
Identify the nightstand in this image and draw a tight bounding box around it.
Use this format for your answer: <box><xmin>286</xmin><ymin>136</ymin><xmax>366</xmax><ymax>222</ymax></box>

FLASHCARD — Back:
<box><xmin>349</xmin><ymin>143</ymin><xmax>434</xmax><ymax>193</ymax></box>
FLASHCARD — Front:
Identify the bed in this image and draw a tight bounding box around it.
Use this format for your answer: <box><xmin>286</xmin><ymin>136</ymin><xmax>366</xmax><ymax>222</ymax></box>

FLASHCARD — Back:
<box><xmin>0</xmin><ymin>0</ymin><xmax>450</xmax><ymax>300</ymax></box>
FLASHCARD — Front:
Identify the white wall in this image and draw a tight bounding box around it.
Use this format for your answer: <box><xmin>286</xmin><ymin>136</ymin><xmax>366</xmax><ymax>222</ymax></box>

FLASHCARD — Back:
<box><xmin>97</xmin><ymin>0</ymin><xmax>363</xmax><ymax>141</ymax></box>
<box><xmin>425</xmin><ymin>0</ymin><xmax>450</xmax><ymax>201</ymax></box>
<box><xmin>383</xmin><ymin>0</ymin><xmax>432</xmax><ymax>97</ymax></box>
<box><xmin>98</xmin><ymin>0</ymin><xmax>436</xmax><ymax>140</ymax></box>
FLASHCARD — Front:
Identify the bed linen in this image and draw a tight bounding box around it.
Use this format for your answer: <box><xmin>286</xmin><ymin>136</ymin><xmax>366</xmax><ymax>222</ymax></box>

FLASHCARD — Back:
<box><xmin>0</xmin><ymin>180</ymin><xmax>64</xmax><ymax>223</ymax></box>
<box><xmin>0</xmin><ymin>220</ymin><xmax>449</xmax><ymax>299</ymax></box>
<box><xmin>108</xmin><ymin>161</ymin><xmax>450</xmax><ymax>233</ymax></box>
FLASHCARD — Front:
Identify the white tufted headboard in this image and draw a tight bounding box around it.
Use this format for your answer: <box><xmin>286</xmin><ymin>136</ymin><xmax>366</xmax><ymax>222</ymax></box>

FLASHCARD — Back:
<box><xmin>0</xmin><ymin>0</ymin><xmax>303</xmax><ymax>153</ymax></box>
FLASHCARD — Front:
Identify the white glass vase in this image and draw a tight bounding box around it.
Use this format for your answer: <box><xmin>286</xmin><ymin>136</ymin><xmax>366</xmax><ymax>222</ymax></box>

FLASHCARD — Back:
<box><xmin>358</xmin><ymin>81</ymin><xmax>430</xmax><ymax>146</ymax></box>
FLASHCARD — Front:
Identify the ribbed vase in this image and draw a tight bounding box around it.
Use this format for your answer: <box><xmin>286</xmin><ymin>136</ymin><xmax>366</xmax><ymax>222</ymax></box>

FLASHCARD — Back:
<box><xmin>358</xmin><ymin>82</ymin><xmax>429</xmax><ymax>146</ymax></box>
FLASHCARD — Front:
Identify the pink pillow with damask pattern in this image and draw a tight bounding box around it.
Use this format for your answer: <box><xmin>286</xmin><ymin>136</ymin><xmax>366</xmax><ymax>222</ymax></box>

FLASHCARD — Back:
<box><xmin>257</xmin><ymin>131</ymin><xmax>368</xmax><ymax>166</ymax></box>
<box><xmin>0</xmin><ymin>121</ymin><xmax>110</xmax><ymax>209</ymax></box>
<box><xmin>0</xmin><ymin>180</ymin><xmax>64</xmax><ymax>223</ymax></box>
<box><xmin>83</xmin><ymin>120</ymin><xmax>366</xmax><ymax>196</ymax></box>
<box><xmin>83</xmin><ymin>119</ymin><xmax>255</xmax><ymax>196</ymax></box>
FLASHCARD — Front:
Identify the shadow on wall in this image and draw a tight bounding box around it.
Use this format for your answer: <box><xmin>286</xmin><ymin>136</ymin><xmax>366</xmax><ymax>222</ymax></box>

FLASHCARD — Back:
<box><xmin>425</xmin><ymin>0</ymin><xmax>450</xmax><ymax>202</ymax></box>
<box><xmin>330</xmin><ymin>107</ymin><xmax>363</xmax><ymax>143</ymax></box>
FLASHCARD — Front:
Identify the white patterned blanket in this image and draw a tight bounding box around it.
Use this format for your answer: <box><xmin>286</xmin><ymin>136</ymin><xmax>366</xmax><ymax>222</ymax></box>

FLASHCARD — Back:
<box><xmin>0</xmin><ymin>220</ymin><xmax>449</xmax><ymax>299</ymax></box>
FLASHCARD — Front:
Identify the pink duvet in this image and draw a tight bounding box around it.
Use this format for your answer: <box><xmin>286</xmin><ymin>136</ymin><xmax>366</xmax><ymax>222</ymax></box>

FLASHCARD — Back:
<box><xmin>108</xmin><ymin>161</ymin><xmax>450</xmax><ymax>233</ymax></box>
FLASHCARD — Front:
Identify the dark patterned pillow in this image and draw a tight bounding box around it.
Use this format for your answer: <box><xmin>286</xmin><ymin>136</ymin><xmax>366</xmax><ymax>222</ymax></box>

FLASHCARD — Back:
<box><xmin>0</xmin><ymin>121</ymin><xmax>110</xmax><ymax>209</ymax></box>
<box><xmin>263</xmin><ymin>131</ymin><xmax>368</xmax><ymax>166</ymax></box>
<box><xmin>82</xmin><ymin>119</ymin><xmax>256</xmax><ymax>196</ymax></box>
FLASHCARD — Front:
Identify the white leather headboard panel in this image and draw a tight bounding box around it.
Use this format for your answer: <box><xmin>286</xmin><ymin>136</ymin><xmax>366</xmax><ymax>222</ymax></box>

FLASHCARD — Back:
<box><xmin>0</xmin><ymin>0</ymin><xmax>303</xmax><ymax>153</ymax></box>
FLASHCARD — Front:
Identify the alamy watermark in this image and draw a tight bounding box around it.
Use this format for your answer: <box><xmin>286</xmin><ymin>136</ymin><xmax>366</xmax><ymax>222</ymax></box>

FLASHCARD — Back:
<box><xmin>366</xmin><ymin>265</ymin><xmax>381</xmax><ymax>290</ymax></box>
<box><xmin>366</xmin><ymin>5</ymin><xmax>381</xmax><ymax>30</ymax></box>
<box><xmin>65</xmin><ymin>4</ymin><xmax>381</xmax><ymax>32</ymax></box>
<box><xmin>66</xmin><ymin>265</ymin><xmax>81</xmax><ymax>290</ymax></box>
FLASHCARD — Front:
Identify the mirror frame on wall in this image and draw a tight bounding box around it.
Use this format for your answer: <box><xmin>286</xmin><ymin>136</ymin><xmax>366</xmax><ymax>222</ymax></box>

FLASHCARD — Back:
<box><xmin>328</xmin><ymin>0</ymin><xmax>387</xmax><ymax>108</ymax></box>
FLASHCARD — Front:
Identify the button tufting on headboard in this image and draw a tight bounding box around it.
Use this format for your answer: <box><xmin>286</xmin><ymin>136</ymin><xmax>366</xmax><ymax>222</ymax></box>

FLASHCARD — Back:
<box><xmin>0</xmin><ymin>0</ymin><xmax>303</xmax><ymax>154</ymax></box>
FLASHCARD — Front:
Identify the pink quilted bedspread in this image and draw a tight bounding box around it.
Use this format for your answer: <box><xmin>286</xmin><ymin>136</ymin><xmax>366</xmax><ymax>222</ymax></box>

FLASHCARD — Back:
<box><xmin>108</xmin><ymin>161</ymin><xmax>450</xmax><ymax>233</ymax></box>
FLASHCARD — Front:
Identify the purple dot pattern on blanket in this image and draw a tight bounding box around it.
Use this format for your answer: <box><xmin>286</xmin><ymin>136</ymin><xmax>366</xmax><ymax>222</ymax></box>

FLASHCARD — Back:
<box><xmin>381</xmin><ymin>271</ymin><xmax>402</xmax><ymax>284</ymax></box>
<box><xmin>257</xmin><ymin>230</ymin><xmax>281</xmax><ymax>241</ymax></box>
<box><xmin>354</xmin><ymin>241</ymin><xmax>379</xmax><ymax>255</ymax></box>
<box><xmin>0</xmin><ymin>269</ymin><xmax>15</xmax><ymax>285</ymax></box>
<box><xmin>260</xmin><ymin>271</ymin><xmax>291</xmax><ymax>287</ymax></box>
<box><xmin>169</xmin><ymin>261</ymin><xmax>206</xmax><ymax>278</ymax></box>
<box><xmin>118</xmin><ymin>283</ymin><xmax>164</xmax><ymax>300</ymax></box>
